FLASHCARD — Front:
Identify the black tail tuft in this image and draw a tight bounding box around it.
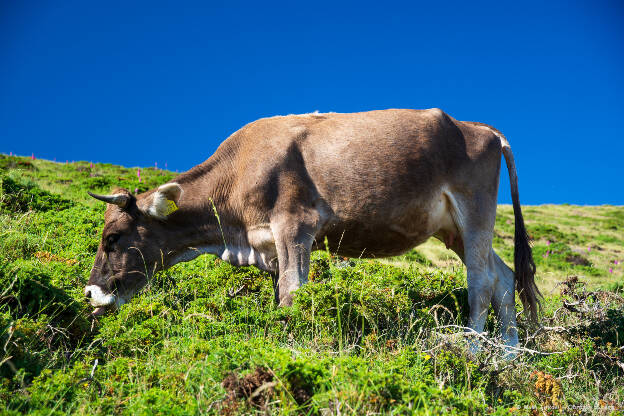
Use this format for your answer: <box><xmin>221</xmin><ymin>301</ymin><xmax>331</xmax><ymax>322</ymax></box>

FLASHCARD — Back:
<box><xmin>512</xmin><ymin>195</ymin><xmax>540</xmax><ymax>322</ymax></box>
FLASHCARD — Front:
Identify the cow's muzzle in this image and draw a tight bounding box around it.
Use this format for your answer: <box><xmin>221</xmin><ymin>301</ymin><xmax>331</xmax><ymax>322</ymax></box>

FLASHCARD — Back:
<box><xmin>84</xmin><ymin>284</ymin><xmax>120</xmax><ymax>315</ymax></box>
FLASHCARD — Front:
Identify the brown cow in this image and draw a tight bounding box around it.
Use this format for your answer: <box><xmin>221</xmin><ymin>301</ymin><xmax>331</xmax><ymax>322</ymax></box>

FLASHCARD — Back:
<box><xmin>86</xmin><ymin>108</ymin><xmax>539</xmax><ymax>352</ymax></box>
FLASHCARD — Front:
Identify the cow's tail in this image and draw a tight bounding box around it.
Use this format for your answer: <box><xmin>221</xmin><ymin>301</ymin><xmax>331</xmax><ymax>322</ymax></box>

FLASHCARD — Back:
<box><xmin>499</xmin><ymin>135</ymin><xmax>541</xmax><ymax>322</ymax></box>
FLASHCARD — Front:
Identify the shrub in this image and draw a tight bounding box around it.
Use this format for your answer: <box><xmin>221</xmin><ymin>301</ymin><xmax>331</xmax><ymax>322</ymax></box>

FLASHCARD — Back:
<box><xmin>0</xmin><ymin>175</ymin><xmax>73</xmax><ymax>213</ymax></box>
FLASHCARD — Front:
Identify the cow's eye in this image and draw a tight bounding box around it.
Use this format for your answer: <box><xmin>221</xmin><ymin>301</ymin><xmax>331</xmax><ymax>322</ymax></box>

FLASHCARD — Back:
<box><xmin>105</xmin><ymin>234</ymin><xmax>121</xmax><ymax>251</ymax></box>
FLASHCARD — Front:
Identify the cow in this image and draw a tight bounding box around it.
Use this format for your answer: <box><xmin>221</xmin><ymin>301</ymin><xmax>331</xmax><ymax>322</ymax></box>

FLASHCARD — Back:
<box><xmin>85</xmin><ymin>108</ymin><xmax>539</xmax><ymax>352</ymax></box>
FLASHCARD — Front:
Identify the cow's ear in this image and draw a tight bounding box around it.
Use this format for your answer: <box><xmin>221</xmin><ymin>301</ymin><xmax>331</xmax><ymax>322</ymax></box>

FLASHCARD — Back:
<box><xmin>145</xmin><ymin>183</ymin><xmax>183</xmax><ymax>219</ymax></box>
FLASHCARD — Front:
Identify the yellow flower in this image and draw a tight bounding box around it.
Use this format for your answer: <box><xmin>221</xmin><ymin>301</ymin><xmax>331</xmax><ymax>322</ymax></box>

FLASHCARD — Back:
<box><xmin>424</xmin><ymin>354</ymin><xmax>431</xmax><ymax>361</ymax></box>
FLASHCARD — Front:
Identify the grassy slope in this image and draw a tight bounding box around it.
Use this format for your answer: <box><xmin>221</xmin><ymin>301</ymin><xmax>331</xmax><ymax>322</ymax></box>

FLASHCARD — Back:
<box><xmin>0</xmin><ymin>154</ymin><xmax>623</xmax><ymax>415</ymax></box>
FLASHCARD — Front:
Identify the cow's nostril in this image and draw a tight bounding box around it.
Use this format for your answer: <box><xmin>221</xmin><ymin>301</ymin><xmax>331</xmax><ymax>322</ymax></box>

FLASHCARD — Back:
<box><xmin>85</xmin><ymin>290</ymin><xmax>92</xmax><ymax>299</ymax></box>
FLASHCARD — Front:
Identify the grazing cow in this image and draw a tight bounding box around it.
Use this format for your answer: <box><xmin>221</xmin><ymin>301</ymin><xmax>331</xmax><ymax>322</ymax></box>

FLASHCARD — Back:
<box><xmin>85</xmin><ymin>108</ymin><xmax>539</xmax><ymax>351</ymax></box>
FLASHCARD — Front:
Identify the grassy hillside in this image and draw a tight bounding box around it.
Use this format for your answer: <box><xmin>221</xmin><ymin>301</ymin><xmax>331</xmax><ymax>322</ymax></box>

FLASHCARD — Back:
<box><xmin>0</xmin><ymin>153</ymin><xmax>623</xmax><ymax>415</ymax></box>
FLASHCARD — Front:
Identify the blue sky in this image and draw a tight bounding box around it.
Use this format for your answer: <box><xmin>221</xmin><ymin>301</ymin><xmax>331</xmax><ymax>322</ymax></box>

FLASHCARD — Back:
<box><xmin>1</xmin><ymin>1</ymin><xmax>623</xmax><ymax>204</ymax></box>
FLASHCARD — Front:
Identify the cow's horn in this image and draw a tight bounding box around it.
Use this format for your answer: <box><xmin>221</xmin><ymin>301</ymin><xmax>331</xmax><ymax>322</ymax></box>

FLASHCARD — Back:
<box><xmin>88</xmin><ymin>192</ymin><xmax>129</xmax><ymax>208</ymax></box>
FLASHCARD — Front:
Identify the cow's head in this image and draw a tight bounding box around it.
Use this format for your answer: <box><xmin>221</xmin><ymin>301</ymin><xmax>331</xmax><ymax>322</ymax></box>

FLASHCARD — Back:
<box><xmin>85</xmin><ymin>183</ymin><xmax>182</xmax><ymax>315</ymax></box>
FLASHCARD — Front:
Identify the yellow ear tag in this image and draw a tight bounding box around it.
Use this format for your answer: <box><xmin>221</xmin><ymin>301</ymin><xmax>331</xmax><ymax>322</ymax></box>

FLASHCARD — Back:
<box><xmin>164</xmin><ymin>200</ymin><xmax>178</xmax><ymax>215</ymax></box>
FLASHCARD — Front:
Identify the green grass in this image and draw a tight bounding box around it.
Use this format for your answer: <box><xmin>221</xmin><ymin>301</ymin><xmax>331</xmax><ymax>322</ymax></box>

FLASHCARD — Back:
<box><xmin>0</xmin><ymin>153</ymin><xmax>623</xmax><ymax>415</ymax></box>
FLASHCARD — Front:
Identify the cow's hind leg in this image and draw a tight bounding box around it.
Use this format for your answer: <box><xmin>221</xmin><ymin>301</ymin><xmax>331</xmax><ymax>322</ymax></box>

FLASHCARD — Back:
<box><xmin>467</xmin><ymin>246</ymin><xmax>520</xmax><ymax>355</ymax></box>
<box><xmin>462</xmin><ymin>229</ymin><xmax>497</xmax><ymax>352</ymax></box>
<box><xmin>444</xmin><ymin>192</ymin><xmax>497</xmax><ymax>351</ymax></box>
<box><xmin>452</xmin><ymin>223</ymin><xmax>519</xmax><ymax>355</ymax></box>
<box><xmin>490</xmin><ymin>250</ymin><xmax>519</xmax><ymax>353</ymax></box>
<box><xmin>446</xmin><ymin>226</ymin><xmax>519</xmax><ymax>355</ymax></box>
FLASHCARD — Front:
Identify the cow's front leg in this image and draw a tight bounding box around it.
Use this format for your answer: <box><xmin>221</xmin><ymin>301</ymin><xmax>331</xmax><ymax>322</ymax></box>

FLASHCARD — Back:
<box><xmin>271</xmin><ymin>219</ymin><xmax>317</xmax><ymax>306</ymax></box>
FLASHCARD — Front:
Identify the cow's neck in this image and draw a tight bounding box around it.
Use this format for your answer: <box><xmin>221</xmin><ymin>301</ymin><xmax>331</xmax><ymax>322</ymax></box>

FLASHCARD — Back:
<box><xmin>160</xmin><ymin>152</ymin><xmax>276</xmax><ymax>273</ymax></box>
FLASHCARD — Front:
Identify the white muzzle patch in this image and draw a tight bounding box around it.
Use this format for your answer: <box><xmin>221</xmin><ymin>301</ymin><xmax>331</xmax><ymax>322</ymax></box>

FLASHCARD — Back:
<box><xmin>85</xmin><ymin>285</ymin><xmax>117</xmax><ymax>307</ymax></box>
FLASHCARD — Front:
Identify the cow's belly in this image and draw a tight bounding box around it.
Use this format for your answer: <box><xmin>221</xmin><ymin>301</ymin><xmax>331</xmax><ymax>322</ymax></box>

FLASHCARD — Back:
<box><xmin>317</xmin><ymin>190</ymin><xmax>455</xmax><ymax>258</ymax></box>
<box><xmin>320</xmin><ymin>224</ymin><xmax>429</xmax><ymax>257</ymax></box>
